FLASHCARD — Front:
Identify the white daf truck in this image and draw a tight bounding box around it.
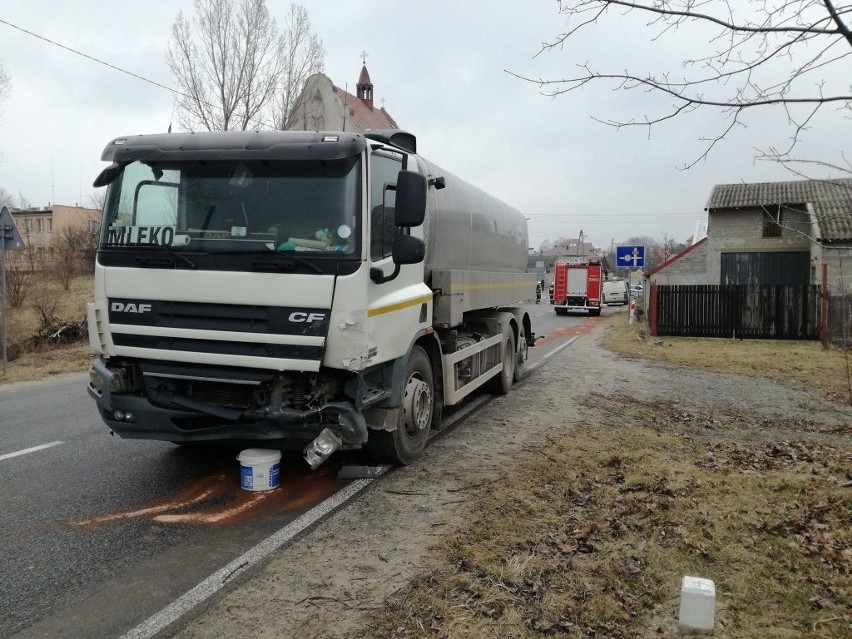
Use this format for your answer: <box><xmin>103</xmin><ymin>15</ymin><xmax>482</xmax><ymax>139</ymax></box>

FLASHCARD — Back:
<box><xmin>87</xmin><ymin>129</ymin><xmax>536</xmax><ymax>468</ymax></box>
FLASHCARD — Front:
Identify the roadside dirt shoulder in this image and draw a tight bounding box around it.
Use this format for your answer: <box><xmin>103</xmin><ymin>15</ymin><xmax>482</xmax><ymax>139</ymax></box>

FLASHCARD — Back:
<box><xmin>170</xmin><ymin>324</ymin><xmax>848</xmax><ymax>639</ymax></box>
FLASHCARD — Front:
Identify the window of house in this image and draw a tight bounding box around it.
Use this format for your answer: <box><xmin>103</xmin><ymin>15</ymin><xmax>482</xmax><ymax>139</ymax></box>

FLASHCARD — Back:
<box><xmin>762</xmin><ymin>206</ymin><xmax>783</xmax><ymax>238</ymax></box>
<box><xmin>37</xmin><ymin>218</ymin><xmax>43</xmax><ymax>232</ymax></box>
<box><xmin>370</xmin><ymin>150</ymin><xmax>404</xmax><ymax>261</ymax></box>
<box><xmin>47</xmin><ymin>218</ymin><xmax>53</xmax><ymax>232</ymax></box>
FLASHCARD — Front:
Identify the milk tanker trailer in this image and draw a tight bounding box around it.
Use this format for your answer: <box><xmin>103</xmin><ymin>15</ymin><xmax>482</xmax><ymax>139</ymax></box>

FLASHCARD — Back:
<box><xmin>86</xmin><ymin>129</ymin><xmax>537</xmax><ymax>468</ymax></box>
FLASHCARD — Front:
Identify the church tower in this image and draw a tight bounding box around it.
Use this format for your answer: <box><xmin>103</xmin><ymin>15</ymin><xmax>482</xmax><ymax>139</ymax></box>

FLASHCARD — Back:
<box><xmin>356</xmin><ymin>65</ymin><xmax>374</xmax><ymax>107</ymax></box>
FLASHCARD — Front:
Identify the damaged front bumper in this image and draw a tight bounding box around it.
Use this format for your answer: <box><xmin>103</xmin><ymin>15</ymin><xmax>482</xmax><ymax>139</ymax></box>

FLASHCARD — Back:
<box><xmin>87</xmin><ymin>359</ymin><xmax>368</xmax><ymax>446</ymax></box>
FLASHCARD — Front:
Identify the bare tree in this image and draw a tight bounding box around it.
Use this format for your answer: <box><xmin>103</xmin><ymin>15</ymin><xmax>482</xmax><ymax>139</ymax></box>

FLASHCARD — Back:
<box><xmin>4</xmin><ymin>264</ymin><xmax>30</xmax><ymax>308</ymax></box>
<box><xmin>512</xmin><ymin>1</ymin><xmax>852</xmax><ymax>171</ymax></box>
<box><xmin>655</xmin><ymin>232</ymin><xmax>685</xmax><ymax>264</ymax></box>
<box><xmin>167</xmin><ymin>0</ymin><xmax>322</xmax><ymax>132</ymax></box>
<box><xmin>0</xmin><ymin>187</ymin><xmax>15</xmax><ymax>209</ymax></box>
<box><xmin>271</xmin><ymin>4</ymin><xmax>325</xmax><ymax>130</ymax></box>
<box><xmin>86</xmin><ymin>189</ymin><xmax>107</xmax><ymax>212</ymax></box>
<box><xmin>0</xmin><ymin>60</ymin><xmax>11</xmax><ymax>118</ymax></box>
<box><xmin>53</xmin><ymin>227</ymin><xmax>83</xmax><ymax>290</ymax></box>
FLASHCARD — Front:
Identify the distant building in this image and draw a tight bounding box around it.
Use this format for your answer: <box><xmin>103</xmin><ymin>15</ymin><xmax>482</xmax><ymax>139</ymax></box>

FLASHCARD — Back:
<box><xmin>529</xmin><ymin>236</ymin><xmax>605</xmax><ymax>272</ymax></box>
<box><xmin>543</xmin><ymin>238</ymin><xmax>600</xmax><ymax>260</ymax></box>
<box><xmin>287</xmin><ymin>64</ymin><xmax>398</xmax><ymax>133</ymax></box>
<box><xmin>7</xmin><ymin>204</ymin><xmax>100</xmax><ymax>269</ymax></box>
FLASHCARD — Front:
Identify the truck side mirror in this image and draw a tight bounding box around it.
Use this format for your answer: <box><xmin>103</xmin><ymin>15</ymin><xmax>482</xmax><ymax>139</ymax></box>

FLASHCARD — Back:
<box><xmin>392</xmin><ymin>232</ymin><xmax>425</xmax><ymax>265</ymax></box>
<box><xmin>370</xmin><ymin>232</ymin><xmax>425</xmax><ymax>284</ymax></box>
<box><xmin>393</xmin><ymin>170</ymin><xmax>426</xmax><ymax>227</ymax></box>
<box><xmin>93</xmin><ymin>162</ymin><xmax>126</xmax><ymax>188</ymax></box>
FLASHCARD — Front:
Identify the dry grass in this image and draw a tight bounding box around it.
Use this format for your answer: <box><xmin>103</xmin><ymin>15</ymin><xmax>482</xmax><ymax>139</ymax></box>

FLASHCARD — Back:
<box><xmin>0</xmin><ymin>274</ymin><xmax>93</xmax><ymax>383</ymax></box>
<box><xmin>600</xmin><ymin>314</ymin><xmax>852</xmax><ymax>405</ymax></box>
<box><xmin>363</xmin><ymin>399</ymin><xmax>851</xmax><ymax>638</ymax></box>
<box><xmin>361</xmin><ymin>315</ymin><xmax>851</xmax><ymax>638</ymax></box>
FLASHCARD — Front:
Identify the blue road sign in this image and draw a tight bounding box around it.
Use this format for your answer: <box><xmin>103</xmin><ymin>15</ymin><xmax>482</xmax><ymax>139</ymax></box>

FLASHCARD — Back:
<box><xmin>616</xmin><ymin>245</ymin><xmax>645</xmax><ymax>267</ymax></box>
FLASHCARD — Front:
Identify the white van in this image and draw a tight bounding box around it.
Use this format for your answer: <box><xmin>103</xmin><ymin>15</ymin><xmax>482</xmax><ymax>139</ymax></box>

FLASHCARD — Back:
<box><xmin>602</xmin><ymin>279</ymin><xmax>629</xmax><ymax>305</ymax></box>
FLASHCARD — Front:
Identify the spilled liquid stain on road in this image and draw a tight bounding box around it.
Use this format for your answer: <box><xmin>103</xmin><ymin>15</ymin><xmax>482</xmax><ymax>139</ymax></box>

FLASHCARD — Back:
<box><xmin>535</xmin><ymin>315</ymin><xmax>598</xmax><ymax>347</ymax></box>
<box><xmin>71</xmin><ymin>462</ymin><xmax>346</xmax><ymax>527</ymax></box>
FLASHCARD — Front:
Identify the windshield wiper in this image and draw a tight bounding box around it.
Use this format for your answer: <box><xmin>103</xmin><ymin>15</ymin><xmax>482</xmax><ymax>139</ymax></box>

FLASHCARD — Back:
<box><xmin>134</xmin><ymin>244</ymin><xmax>197</xmax><ymax>269</ymax></box>
<box><xmin>249</xmin><ymin>253</ymin><xmax>325</xmax><ymax>274</ymax></box>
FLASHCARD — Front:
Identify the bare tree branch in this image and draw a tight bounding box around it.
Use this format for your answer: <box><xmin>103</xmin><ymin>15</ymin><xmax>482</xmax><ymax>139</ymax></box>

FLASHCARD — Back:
<box><xmin>271</xmin><ymin>4</ymin><xmax>325</xmax><ymax>130</ymax></box>
<box><xmin>513</xmin><ymin>0</ymin><xmax>852</xmax><ymax>170</ymax></box>
<box><xmin>0</xmin><ymin>60</ymin><xmax>11</xmax><ymax>119</ymax></box>
<box><xmin>166</xmin><ymin>0</ymin><xmax>323</xmax><ymax>132</ymax></box>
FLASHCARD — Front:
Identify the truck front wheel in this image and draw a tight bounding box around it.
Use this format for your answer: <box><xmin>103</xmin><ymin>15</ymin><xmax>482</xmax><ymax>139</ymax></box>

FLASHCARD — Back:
<box><xmin>367</xmin><ymin>346</ymin><xmax>434</xmax><ymax>465</ymax></box>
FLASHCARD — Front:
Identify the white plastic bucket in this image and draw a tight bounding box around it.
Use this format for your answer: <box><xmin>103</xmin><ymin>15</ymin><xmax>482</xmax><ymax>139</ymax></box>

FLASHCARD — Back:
<box><xmin>237</xmin><ymin>448</ymin><xmax>281</xmax><ymax>491</ymax></box>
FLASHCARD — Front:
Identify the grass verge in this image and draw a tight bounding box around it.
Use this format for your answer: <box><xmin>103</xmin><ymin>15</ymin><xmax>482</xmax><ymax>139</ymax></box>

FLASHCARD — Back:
<box><xmin>599</xmin><ymin>314</ymin><xmax>852</xmax><ymax>406</ymax></box>
<box><xmin>0</xmin><ymin>274</ymin><xmax>92</xmax><ymax>384</ymax></box>
<box><xmin>362</xmin><ymin>396</ymin><xmax>851</xmax><ymax>638</ymax></box>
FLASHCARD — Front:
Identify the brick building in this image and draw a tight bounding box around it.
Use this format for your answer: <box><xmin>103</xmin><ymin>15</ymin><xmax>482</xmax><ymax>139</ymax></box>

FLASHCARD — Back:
<box><xmin>7</xmin><ymin>204</ymin><xmax>100</xmax><ymax>270</ymax></box>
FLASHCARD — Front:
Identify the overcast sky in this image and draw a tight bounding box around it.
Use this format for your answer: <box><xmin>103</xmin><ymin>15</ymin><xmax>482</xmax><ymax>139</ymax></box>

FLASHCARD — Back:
<box><xmin>0</xmin><ymin>1</ymin><xmax>847</xmax><ymax>251</ymax></box>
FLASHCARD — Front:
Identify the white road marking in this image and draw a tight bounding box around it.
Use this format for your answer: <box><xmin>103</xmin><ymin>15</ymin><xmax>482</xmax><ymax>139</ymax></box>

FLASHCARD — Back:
<box><xmin>0</xmin><ymin>440</ymin><xmax>64</xmax><ymax>462</ymax></box>
<box><xmin>120</xmin><ymin>477</ymin><xmax>383</xmax><ymax>639</ymax></box>
<box><xmin>527</xmin><ymin>337</ymin><xmax>578</xmax><ymax>373</ymax></box>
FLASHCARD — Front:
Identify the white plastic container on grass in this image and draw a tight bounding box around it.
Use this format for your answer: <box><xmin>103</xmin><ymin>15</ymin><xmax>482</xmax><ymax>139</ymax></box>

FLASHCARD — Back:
<box><xmin>678</xmin><ymin>575</ymin><xmax>715</xmax><ymax>633</ymax></box>
<box><xmin>237</xmin><ymin>448</ymin><xmax>281</xmax><ymax>491</ymax></box>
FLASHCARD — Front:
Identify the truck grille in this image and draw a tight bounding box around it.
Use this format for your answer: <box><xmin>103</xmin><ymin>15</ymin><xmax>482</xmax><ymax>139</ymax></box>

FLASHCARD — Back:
<box><xmin>108</xmin><ymin>299</ymin><xmax>330</xmax><ymax>362</ymax></box>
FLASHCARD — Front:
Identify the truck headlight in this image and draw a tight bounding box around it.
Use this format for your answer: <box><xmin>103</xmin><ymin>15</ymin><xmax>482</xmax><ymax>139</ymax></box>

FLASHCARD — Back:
<box><xmin>89</xmin><ymin>363</ymin><xmax>133</xmax><ymax>394</ymax></box>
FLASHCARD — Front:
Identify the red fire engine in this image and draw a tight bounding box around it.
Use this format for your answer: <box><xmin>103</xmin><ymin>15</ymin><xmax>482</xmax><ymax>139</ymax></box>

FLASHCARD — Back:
<box><xmin>552</xmin><ymin>260</ymin><xmax>602</xmax><ymax>316</ymax></box>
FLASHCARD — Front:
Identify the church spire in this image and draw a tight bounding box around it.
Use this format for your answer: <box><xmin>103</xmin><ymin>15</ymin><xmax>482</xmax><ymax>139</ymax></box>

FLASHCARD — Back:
<box><xmin>356</xmin><ymin>52</ymin><xmax>373</xmax><ymax>107</ymax></box>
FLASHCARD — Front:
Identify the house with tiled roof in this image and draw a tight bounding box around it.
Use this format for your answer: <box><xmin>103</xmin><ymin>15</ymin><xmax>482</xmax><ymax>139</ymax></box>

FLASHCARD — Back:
<box><xmin>647</xmin><ymin>178</ymin><xmax>852</xmax><ymax>295</ymax></box>
<box><xmin>287</xmin><ymin>65</ymin><xmax>398</xmax><ymax>133</ymax></box>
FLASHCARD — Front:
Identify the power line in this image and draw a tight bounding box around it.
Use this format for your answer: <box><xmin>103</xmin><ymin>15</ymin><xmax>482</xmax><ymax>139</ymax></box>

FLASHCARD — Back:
<box><xmin>0</xmin><ymin>18</ymin><xmax>178</xmax><ymax>96</ymax></box>
<box><xmin>0</xmin><ymin>17</ymin><xmax>273</xmax><ymax>130</ymax></box>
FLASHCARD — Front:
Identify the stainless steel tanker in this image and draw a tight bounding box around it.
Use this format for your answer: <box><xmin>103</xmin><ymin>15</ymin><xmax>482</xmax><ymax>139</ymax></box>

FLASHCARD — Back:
<box><xmin>86</xmin><ymin>128</ymin><xmax>536</xmax><ymax>469</ymax></box>
<box><xmin>415</xmin><ymin>156</ymin><xmax>529</xmax><ymax>279</ymax></box>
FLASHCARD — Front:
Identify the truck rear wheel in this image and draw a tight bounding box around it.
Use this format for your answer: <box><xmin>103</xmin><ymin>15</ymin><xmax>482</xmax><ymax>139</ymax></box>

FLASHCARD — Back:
<box><xmin>514</xmin><ymin>325</ymin><xmax>527</xmax><ymax>383</ymax></box>
<box><xmin>367</xmin><ymin>346</ymin><xmax>434</xmax><ymax>465</ymax></box>
<box><xmin>487</xmin><ymin>331</ymin><xmax>515</xmax><ymax>395</ymax></box>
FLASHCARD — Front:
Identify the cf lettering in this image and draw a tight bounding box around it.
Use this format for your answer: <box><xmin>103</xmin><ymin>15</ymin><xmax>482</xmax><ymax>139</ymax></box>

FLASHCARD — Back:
<box><xmin>288</xmin><ymin>312</ymin><xmax>326</xmax><ymax>323</ymax></box>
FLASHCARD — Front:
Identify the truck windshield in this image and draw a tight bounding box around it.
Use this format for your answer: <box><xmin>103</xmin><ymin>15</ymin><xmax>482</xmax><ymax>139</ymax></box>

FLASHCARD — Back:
<box><xmin>100</xmin><ymin>158</ymin><xmax>360</xmax><ymax>255</ymax></box>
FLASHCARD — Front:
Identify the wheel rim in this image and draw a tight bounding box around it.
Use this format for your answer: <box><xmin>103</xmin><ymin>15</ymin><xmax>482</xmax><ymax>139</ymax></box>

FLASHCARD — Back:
<box><xmin>402</xmin><ymin>373</ymin><xmax>432</xmax><ymax>436</ymax></box>
<box><xmin>517</xmin><ymin>330</ymin><xmax>527</xmax><ymax>369</ymax></box>
<box><xmin>503</xmin><ymin>337</ymin><xmax>515</xmax><ymax>381</ymax></box>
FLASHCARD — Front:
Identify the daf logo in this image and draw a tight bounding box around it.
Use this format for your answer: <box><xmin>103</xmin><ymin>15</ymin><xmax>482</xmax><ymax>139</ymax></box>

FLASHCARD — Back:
<box><xmin>111</xmin><ymin>302</ymin><xmax>153</xmax><ymax>314</ymax></box>
<box><xmin>288</xmin><ymin>312</ymin><xmax>326</xmax><ymax>323</ymax></box>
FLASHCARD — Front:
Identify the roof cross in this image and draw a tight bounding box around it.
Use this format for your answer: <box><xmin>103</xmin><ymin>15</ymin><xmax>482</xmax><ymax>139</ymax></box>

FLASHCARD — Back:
<box><xmin>360</xmin><ymin>50</ymin><xmax>368</xmax><ymax>65</ymax></box>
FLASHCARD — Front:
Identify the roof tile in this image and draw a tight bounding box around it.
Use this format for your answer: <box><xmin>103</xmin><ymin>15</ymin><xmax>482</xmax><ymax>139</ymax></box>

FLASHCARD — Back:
<box><xmin>705</xmin><ymin>178</ymin><xmax>852</xmax><ymax>242</ymax></box>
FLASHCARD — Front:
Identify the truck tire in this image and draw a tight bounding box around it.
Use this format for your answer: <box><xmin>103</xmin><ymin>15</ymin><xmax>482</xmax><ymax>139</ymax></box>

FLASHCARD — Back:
<box><xmin>367</xmin><ymin>346</ymin><xmax>434</xmax><ymax>465</ymax></box>
<box><xmin>487</xmin><ymin>331</ymin><xmax>515</xmax><ymax>395</ymax></box>
<box><xmin>514</xmin><ymin>324</ymin><xmax>527</xmax><ymax>383</ymax></box>
<box><xmin>590</xmin><ymin>308</ymin><xmax>601</xmax><ymax>317</ymax></box>
<box><xmin>555</xmin><ymin>307</ymin><xmax>567</xmax><ymax>316</ymax></box>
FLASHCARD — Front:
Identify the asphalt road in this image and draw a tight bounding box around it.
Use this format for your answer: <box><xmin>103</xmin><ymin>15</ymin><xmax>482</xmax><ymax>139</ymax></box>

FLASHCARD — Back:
<box><xmin>0</xmin><ymin>302</ymin><xmax>604</xmax><ymax>638</ymax></box>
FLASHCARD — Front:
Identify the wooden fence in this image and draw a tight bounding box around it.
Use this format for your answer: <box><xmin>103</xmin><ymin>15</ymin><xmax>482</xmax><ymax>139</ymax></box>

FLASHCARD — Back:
<box><xmin>826</xmin><ymin>295</ymin><xmax>852</xmax><ymax>347</ymax></box>
<box><xmin>649</xmin><ymin>284</ymin><xmax>821</xmax><ymax>340</ymax></box>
